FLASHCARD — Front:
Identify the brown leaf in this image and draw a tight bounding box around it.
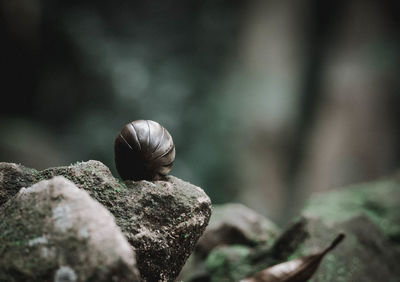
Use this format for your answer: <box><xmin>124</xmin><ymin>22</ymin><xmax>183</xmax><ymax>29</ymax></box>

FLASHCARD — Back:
<box><xmin>241</xmin><ymin>233</ymin><xmax>345</xmax><ymax>282</ymax></box>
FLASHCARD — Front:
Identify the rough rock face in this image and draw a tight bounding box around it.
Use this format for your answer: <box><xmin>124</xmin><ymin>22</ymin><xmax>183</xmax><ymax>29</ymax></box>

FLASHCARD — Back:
<box><xmin>0</xmin><ymin>160</ymin><xmax>212</xmax><ymax>281</ymax></box>
<box><xmin>0</xmin><ymin>176</ymin><xmax>140</xmax><ymax>282</ymax></box>
<box><xmin>0</xmin><ymin>162</ymin><xmax>37</xmax><ymax>206</ymax></box>
<box><xmin>121</xmin><ymin>176</ymin><xmax>211</xmax><ymax>281</ymax></box>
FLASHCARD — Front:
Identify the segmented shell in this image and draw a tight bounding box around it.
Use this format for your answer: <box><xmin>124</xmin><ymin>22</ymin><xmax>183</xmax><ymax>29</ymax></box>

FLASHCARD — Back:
<box><xmin>114</xmin><ymin>120</ymin><xmax>175</xmax><ymax>181</ymax></box>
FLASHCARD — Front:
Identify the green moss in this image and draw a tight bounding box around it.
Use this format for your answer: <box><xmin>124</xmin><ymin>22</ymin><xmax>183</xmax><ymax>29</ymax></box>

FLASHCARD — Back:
<box><xmin>286</xmin><ymin>241</ymin><xmax>307</xmax><ymax>260</ymax></box>
<box><xmin>206</xmin><ymin>245</ymin><xmax>253</xmax><ymax>281</ymax></box>
<box><xmin>117</xmin><ymin>179</ymin><xmax>127</xmax><ymax>189</ymax></box>
<box><xmin>310</xmin><ymin>254</ymin><xmax>348</xmax><ymax>282</ymax></box>
<box><xmin>1</xmin><ymin>161</ymin><xmax>211</xmax><ymax>281</ymax></box>
<box><xmin>303</xmin><ymin>178</ymin><xmax>400</xmax><ymax>241</ymax></box>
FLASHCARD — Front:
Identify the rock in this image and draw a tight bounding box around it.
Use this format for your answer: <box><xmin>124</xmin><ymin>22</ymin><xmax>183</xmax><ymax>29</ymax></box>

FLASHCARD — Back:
<box><xmin>288</xmin><ymin>176</ymin><xmax>400</xmax><ymax>281</ymax></box>
<box><xmin>237</xmin><ymin>175</ymin><xmax>400</xmax><ymax>282</ymax></box>
<box><xmin>0</xmin><ymin>176</ymin><xmax>140</xmax><ymax>282</ymax></box>
<box><xmin>0</xmin><ymin>162</ymin><xmax>38</xmax><ymax>207</ymax></box>
<box><xmin>0</xmin><ymin>160</ymin><xmax>212</xmax><ymax>281</ymax></box>
<box><xmin>285</xmin><ymin>215</ymin><xmax>400</xmax><ymax>282</ymax></box>
<box><xmin>202</xmin><ymin>214</ymin><xmax>400</xmax><ymax>282</ymax></box>
<box><xmin>121</xmin><ymin>176</ymin><xmax>211</xmax><ymax>281</ymax></box>
<box><xmin>196</xmin><ymin>203</ymin><xmax>280</xmax><ymax>258</ymax></box>
<box><xmin>196</xmin><ymin>218</ymin><xmax>307</xmax><ymax>282</ymax></box>
<box><xmin>303</xmin><ymin>175</ymin><xmax>400</xmax><ymax>242</ymax></box>
<box><xmin>178</xmin><ymin>203</ymin><xmax>280</xmax><ymax>282</ymax></box>
<box><xmin>205</xmin><ymin>245</ymin><xmax>254</xmax><ymax>282</ymax></box>
<box><xmin>243</xmin><ymin>175</ymin><xmax>400</xmax><ymax>282</ymax></box>
<box><xmin>179</xmin><ymin>175</ymin><xmax>400</xmax><ymax>282</ymax></box>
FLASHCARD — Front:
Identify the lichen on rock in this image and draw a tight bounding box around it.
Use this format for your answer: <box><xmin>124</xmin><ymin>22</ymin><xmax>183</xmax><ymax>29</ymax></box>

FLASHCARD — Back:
<box><xmin>0</xmin><ymin>160</ymin><xmax>212</xmax><ymax>281</ymax></box>
<box><xmin>0</xmin><ymin>176</ymin><xmax>140</xmax><ymax>282</ymax></box>
<box><xmin>0</xmin><ymin>162</ymin><xmax>38</xmax><ymax>207</ymax></box>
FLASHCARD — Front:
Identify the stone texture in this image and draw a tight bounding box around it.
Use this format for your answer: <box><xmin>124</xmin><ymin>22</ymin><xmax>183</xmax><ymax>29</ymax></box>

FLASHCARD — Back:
<box><xmin>0</xmin><ymin>176</ymin><xmax>140</xmax><ymax>282</ymax></box>
<box><xmin>0</xmin><ymin>162</ymin><xmax>37</xmax><ymax>207</ymax></box>
<box><xmin>122</xmin><ymin>176</ymin><xmax>211</xmax><ymax>281</ymax></box>
<box><xmin>0</xmin><ymin>160</ymin><xmax>212</xmax><ymax>281</ymax></box>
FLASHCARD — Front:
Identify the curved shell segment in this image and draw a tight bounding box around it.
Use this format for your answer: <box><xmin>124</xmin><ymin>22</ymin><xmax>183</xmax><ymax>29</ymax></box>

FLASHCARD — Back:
<box><xmin>114</xmin><ymin>120</ymin><xmax>175</xmax><ymax>181</ymax></box>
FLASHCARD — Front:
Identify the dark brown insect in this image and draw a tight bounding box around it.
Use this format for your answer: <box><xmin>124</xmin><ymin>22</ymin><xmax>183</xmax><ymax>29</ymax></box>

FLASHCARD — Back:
<box><xmin>241</xmin><ymin>233</ymin><xmax>345</xmax><ymax>282</ymax></box>
<box><xmin>114</xmin><ymin>120</ymin><xmax>175</xmax><ymax>181</ymax></box>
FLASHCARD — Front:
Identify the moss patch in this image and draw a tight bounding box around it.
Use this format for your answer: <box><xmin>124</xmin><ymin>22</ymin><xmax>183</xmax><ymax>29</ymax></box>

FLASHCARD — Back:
<box><xmin>303</xmin><ymin>177</ymin><xmax>400</xmax><ymax>242</ymax></box>
<box><xmin>0</xmin><ymin>160</ymin><xmax>211</xmax><ymax>282</ymax></box>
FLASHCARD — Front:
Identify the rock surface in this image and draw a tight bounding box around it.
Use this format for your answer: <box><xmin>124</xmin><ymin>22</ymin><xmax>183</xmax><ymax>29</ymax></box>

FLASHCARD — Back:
<box><xmin>303</xmin><ymin>175</ymin><xmax>400</xmax><ymax>243</ymax></box>
<box><xmin>287</xmin><ymin>215</ymin><xmax>400</xmax><ymax>282</ymax></box>
<box><xmin>292</xmin><ymin>175</ymin><xmax>400</xmax><ymax>281</ymax></box>
<box><xmin>179</xmin><ymin>174</ymin><xmax>400</xmax><ymax>282</ymax></box>
<box><xmin>0</xmin><ymin>176</ymin><xmax>140</xmax><ymax>282</ymax></box>
<box><xmin>0</xmin><ymin>162</ymin><xmax>37</xmax><ymax>206</ymax></box>
<box><xmin>196</xmin><ymin>203</ymin><xmax>280</xmax><ymax>257</ymax></box>
<box><xmin>196</xmin><ymin>218</ymin><xmax>307</xmax><ymax>282</ymax></box>
<box><xmin>0</xmin><ymin>160</ymin><xmax>212</xmax><ymax>281</ymax></box>
<box><xmin>178</xmin><ymin>203</ymin><xmax>280</xmax><ymax>282</ymax></box>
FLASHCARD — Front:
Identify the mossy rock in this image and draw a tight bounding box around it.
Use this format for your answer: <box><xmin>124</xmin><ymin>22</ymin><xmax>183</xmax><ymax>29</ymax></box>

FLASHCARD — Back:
<box><xmin>178</xmin><ymin>203</ymin><xmax>282</xmax><ymax>282</ymax></box>
<box><xmin>303</xmin><ymin>174</ymin><xmax>400</xmax><ymax>242</ymax></box>
<box><xmin>0</xmin><ymin>160</ymin><xmax>212</xmax><ymax>281</ymax></box>
<box><xmin>287</xmin><ymin>215</ymin><xmax>400</xmax><ymax>282</ymax></box>
<box><xmin>0</xmin><ymin>177</ymin><xmax>139</xmax><ymax>282</ymax></box>
<box><xmin>179</xmin><ymin>174</ymin><xmax>400</xmax><ymax>282</ymax></box>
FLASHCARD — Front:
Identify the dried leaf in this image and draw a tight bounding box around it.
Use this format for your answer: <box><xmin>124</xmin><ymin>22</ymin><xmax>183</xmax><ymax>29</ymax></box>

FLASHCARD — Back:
<box><xmin>241</xmin><ymin>233</ymin><xmax>345</xmax><ymax>282</ymax></box>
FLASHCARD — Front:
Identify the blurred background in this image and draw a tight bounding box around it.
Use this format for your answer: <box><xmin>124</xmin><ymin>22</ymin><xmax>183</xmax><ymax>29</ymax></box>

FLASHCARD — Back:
<box><xmin>1</xmin><ymin>0</ymin><xmax>400</xmax><ymax>224</ymax></box>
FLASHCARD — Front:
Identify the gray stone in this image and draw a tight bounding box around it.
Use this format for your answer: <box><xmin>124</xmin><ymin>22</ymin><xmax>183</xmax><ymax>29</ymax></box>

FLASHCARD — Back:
<box><xmin>119</xmin><ymin>176</ymin><xmax>211</xmax><ymax>281</ymax></box>
<box><xmin>290</xmin><ymin>175</ymin><xmax>400</xmax><ymax>281</ymax></box>
<box><xmin>286</xmin><ymin>215</ymin><xmax>400</xmax><ymax>282</ymax></box>
<box><xmin>178</xmin><ymin>203</ymin><xmax>280</xmax><ymax>282</ymax></box>
<box><xmin>200</xmin><ymin>215</ymin><xmax>400</xmax><ymax>282</ymax></box>
<box><xmin>303</xmin><ymin>175</ymin><xmax>400</xmax><ymax>243</ymax></box>
<box><xmin>196</xmin><ymin>203</ymin><xmax>280</xmax><ymax>258</ymax></box>
<box><xmin>0</xmin><ymin>160</ymin><xmax>212</xmax><ymax>281</ymax></box>
<box><xmin>0</xmin><ymin>176</ymin><xmax>140</xmax><ymax>282</ymax></box>
<box><xmin>0</xmin><ymin>162</ymin><xmax>38</xmax><ymax>207</ymax></box>
<box><xmin>236</xmin><ymin>175</ymin><xmax>400</xmax><ymax>282</ymax></box>
<box><xmin>180</xmin><ymin>175</ymin><xmax>400</xmax><ymax>282</ymax></box>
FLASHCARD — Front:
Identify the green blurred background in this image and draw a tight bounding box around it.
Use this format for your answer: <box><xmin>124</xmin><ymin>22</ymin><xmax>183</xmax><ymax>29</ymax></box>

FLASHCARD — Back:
<box><xmin>1</xmin><ymin>0</ymin><xmax>400</xmax><ymax>224</ymax></box>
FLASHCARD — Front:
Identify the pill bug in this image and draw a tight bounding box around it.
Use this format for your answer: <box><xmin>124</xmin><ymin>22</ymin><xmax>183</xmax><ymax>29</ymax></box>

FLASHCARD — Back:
<box><xmin>114</xmin><ymin>120</ymin><xmax>175</xmax><ymax>181</ymax></box>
